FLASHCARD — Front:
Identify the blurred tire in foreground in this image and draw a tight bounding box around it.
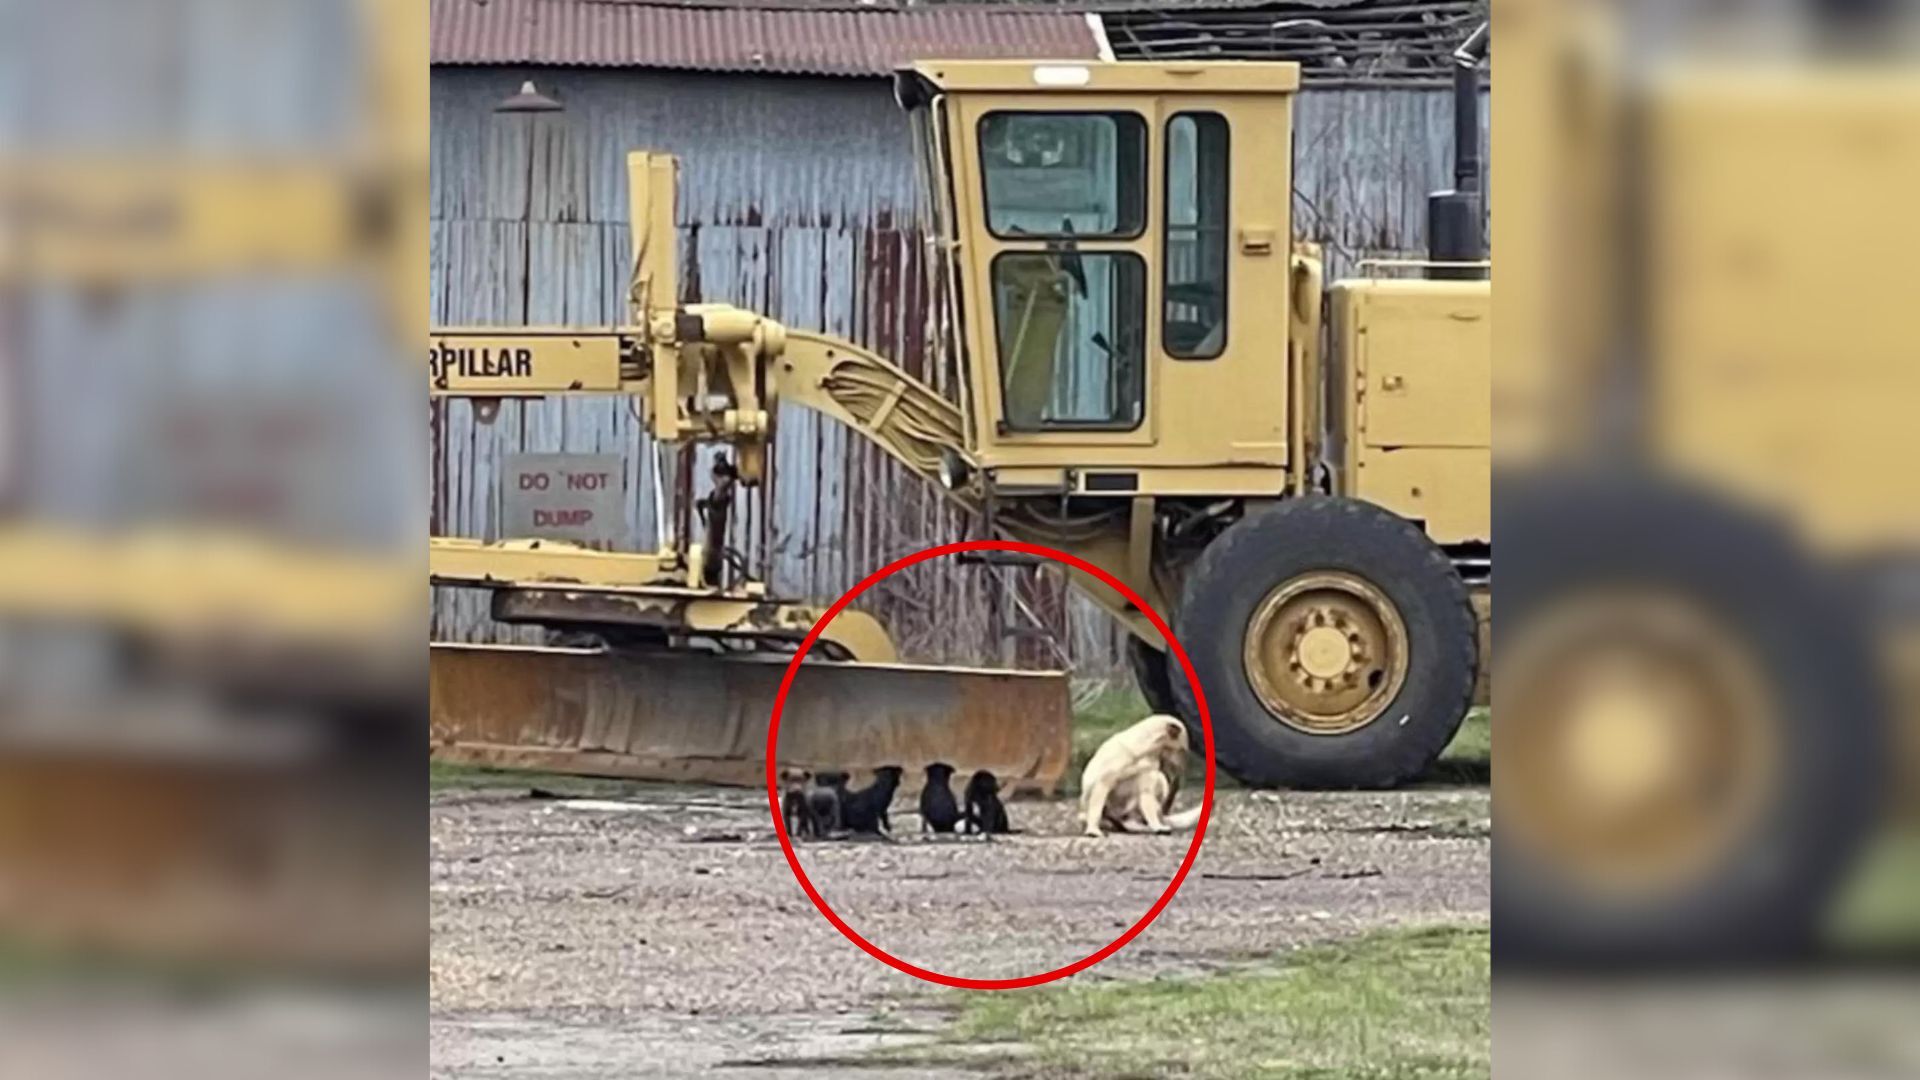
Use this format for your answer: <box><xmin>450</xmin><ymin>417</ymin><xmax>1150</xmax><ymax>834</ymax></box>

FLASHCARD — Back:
<box><xmin>1495</xmin><ymin>470</ymin><xmax>1887</xmax><ymax>965</ymax></box>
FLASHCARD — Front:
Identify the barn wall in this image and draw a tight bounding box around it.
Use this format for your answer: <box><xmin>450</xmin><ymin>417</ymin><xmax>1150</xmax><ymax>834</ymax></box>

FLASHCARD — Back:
<box><xmin>429</xmin><ymin>66</ymin><xmax>1477</xmax><ymax>672</ymax></box>
<box><xmin>1294</xmin><ymin>86</ymin><xmax>1492</xmax><ymax>278</ymax></box>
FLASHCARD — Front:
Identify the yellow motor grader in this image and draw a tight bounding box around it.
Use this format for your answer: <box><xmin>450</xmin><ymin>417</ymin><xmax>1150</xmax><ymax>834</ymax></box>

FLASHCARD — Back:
<box><xmin>431</xmin><ymin>59</ymin><xmax>1493</xmax><ymax>793</ymax></box>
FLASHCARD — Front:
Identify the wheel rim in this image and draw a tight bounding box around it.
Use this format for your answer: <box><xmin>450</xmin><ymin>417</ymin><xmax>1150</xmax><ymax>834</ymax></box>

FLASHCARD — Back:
<box><xmin>1242</xmin><ymin>571</ymin><xmax>1410</xmax><ymax>735</ymax></box>
<box><xmin>1500</xmin><ymin>590</ymin><xmax>1779</xmax><ymax>895</ymax></box>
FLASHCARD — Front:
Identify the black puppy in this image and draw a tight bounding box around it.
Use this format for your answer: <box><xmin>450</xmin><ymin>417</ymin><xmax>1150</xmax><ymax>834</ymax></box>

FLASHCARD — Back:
<box><xmin>840</xmin><ymin>765</ymin><xmax>904</xmax><ymax>835</ymax></box>
<box><xmin>962</xmin><ymin>769</ymin><xmax>1011</xmax><ymax>835</ymax></box>
<box><xmin>780</xmin><ymin>768</ymin><xmax>814</xmax><ymax>839</ymax></box>
<box><xmin>807</xmin><ymin>771</ymin><xmax>849</xmax><ymax>837</ymax></box>
<box><xmin>919</xmin><ymin>762</ymin><xmax>962</xmax><ymax>834</ymax></box>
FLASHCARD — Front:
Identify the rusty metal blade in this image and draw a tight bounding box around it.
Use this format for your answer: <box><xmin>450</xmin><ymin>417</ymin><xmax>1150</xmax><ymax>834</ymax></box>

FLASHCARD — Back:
<box><xmin>0</xmin><ymin>747</ymin><xmax>417</xmax><ymax>972</ymax></box>
<box><xmin>430</xmin><ymin>644</ymin><xmax>1072</xmax><ymax>796</ymax></box>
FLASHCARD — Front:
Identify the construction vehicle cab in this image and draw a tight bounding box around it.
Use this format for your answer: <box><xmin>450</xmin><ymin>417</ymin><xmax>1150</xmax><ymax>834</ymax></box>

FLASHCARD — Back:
<box><xmin>892</xmin><ymin>59</ymin><xmax>1491</xmax><ymax>789</ymax></box>
<box><xmin>897</xmin><ymin>62</ymin><xmax>1301</xmax><ymax>491</ymax></box>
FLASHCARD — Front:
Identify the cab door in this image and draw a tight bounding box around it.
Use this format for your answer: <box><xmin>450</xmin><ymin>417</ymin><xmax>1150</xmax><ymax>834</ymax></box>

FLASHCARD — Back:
<box><xmin>1151</xmin><ymin>93</ymin><xmax>1293</xmax><ymax>473</ymax></box>
<box><xmin>949</xmin><ymin>94</ymin><xmax>1162</xmax><ymax>467</ymax></box>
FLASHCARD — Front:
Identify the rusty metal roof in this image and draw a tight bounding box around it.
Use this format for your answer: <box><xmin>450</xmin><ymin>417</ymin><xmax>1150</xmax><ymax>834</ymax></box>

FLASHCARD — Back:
<box><xmin>1101</xmin><ymin>0</ymin><xmax>1482</xmax><ymax>81</ymax></box>
<box><xmin>430</xmin><ymin>0</ymin><xmax>1104</xmax><ymax>77</ymax></box>
<box><xmin>547</xmin><ymin>0</ymin><xmax>1376</xmax><ymax>10</ymax></box>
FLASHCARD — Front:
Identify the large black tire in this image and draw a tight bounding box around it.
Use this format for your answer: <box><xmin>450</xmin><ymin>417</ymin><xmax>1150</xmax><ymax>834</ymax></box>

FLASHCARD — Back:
<box><xmin>1126</xmin><ymin>635</ymin><xmax>1180</xmax><ymax>716</ymax></box>
<box><xmin>1171</xmin><ymin>495</ymin><xmax>1477</xmax><ymax>789</ymax></box>
<box><xmin>1494</xmin><ymin>471</ymin><xmax>1886</xmax><ymax>966</ymax></box>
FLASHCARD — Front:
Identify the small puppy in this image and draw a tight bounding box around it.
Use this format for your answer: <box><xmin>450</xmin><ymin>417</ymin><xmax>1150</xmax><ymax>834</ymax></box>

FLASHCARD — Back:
<box><xmin>840</xmin><ymin>765</ymin><xmax>904</xmax><ymax>835</ymax></box>
<box><xmin>807</xmin><ymin>771</ymin><xmax>849</xmax><ymax>837</ymax></box>
<box><xmin>780</xmin><ymin>767</ymin><xmax>814</xmax><ymax>839</ymax></box>
<box><xmin>1080</xmin><ymin>714</ymin><xmax>1203</xmax><ymax>837</ymax></box>
<box><xmin>919</xmin><ymin>762</ymin><xmax>962</xmax><ymax>834</ymax></box>
<box><xmin>962</xmin><ymin>769</ymin><xmax>1011</xmax><ymax>835</ymax></box>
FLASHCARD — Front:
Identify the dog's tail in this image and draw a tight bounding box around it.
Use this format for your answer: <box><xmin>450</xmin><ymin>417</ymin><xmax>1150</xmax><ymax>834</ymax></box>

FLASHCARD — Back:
<box><xmin>1165</xmin><ymin>805</ymin><xmax>1205</xmax><ymax>831</ymax></box>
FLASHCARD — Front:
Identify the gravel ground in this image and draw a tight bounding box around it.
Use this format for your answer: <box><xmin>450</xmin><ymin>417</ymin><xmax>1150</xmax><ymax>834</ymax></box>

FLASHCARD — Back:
<box><xmin>431</xmin><ymin>780</ymin><xmax>1489</xmax><ymax>1077</ymax></box>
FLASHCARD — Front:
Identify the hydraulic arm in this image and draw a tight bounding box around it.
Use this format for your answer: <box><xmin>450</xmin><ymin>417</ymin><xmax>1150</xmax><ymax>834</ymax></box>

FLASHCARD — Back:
<box><xmin>428</xmin><ymin>152</ymin><xmax>973</xmax><ymax>661</ymax></box>
<box><xmin>428</xmin><ymin>153</ymin><xmax>971</xmax><ymax>502</ymax></box>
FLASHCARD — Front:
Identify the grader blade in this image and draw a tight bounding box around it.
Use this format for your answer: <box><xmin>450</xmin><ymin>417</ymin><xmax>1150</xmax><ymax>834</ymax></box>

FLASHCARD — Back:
<box><xmin>429</xmin><ymin>644</ymin><xmax>1073</xmax><ymax>797</ymax></box>
<box><xmin>0</xmin><ymin>745</ymin><xmax>417</xmax><ymax>973</ymax></box>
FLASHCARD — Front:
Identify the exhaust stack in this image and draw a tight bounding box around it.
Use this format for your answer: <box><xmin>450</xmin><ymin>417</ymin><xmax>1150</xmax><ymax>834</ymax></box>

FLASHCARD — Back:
<box><xmin>1428</xmin><ymin>21</ymin><xmax>1488</xmax><ymax>280</ymax></box>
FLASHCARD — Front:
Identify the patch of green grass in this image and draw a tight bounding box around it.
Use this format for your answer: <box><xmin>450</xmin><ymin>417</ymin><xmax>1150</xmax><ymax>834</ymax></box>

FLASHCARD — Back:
<box><xmin>429</xmin><ymin>759</ymin><xmax>522</xmax><ymax>790</ymax></box>
<box><xmin>901</xmin><ymin>925</ymin><xmax>1489</xmax><ymax>1078</ymax></box>
<box><xmin>0</xmin><ymin>938</ymin><xmax>111</xmax><ymax>985</ymax></box>
<box><xmin>1067</xmin><ymin>684</ymin><xmax>1490</xmax><ymax>793</ymax></box>
<box><xmin>1829</xmin><ymin>827</ymin><xmax>1920</xmax><ymax>951</ymax></box>
<box><xmin>1421</xmin><ymin>708</ymin><xmax>1491</xmax><ymax>786</ymax></box>
<box><xmin>1066</xmin><ymin>683</ymin><xmax>1154</xmax><ymax>791</ymax></box>
<box><xmin>428</xmin><ymin>758</ymin><xmax>643</xmax><ymax>797</ymax></box>
<box><xmin>0</xmin><ymin>936</ymin><xmax>289</xmax><ymax>991</ymax></box>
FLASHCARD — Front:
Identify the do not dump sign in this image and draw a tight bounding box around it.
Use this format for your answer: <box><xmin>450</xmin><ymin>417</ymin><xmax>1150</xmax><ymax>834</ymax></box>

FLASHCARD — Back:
<box><xmin>501</xmin><ymin>453</ymin><xmax>629</xmax><ymax>548</ymax></box>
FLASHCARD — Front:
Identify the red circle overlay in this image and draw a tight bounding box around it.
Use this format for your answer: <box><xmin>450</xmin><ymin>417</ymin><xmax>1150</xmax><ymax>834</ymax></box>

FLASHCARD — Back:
<box><xmin>764</xmin><ymin>538</ymin><xmax>1215</xmax><ymax>990</ymax></box>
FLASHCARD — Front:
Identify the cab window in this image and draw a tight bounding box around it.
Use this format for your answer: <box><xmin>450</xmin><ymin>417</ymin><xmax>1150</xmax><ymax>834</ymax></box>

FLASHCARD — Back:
<box><xmin>1163</xmin><ymin>113</ymin><xmax>1230</xmax><ymax>359</ymax></box>
<box><xmin>992</xmin><ymin>252</ymin><xmax>1146</xmax><ymax>431</ymax></box>
<box><xmin>979</xmin><ymin>112</ymin><xmax>1146</xmax><ymax>239</ymax></box>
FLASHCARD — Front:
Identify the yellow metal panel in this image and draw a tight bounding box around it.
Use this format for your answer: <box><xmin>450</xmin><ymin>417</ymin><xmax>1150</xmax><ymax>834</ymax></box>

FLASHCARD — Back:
<box><xmin>0</xmin><ymin>525</ymin><xmax>415</xmax><ymax>642</ymax></box>
<box><xmin>369</xmin><ymin>0</ymin><xmax>429</xmax><ymax>341</ymax></box>
<box><xmin>628</xmin><ymin>152</ymin><xmax>684</xmax><ymax>436</ymax></box>
<box><xmin>1353</xmin><ymin>446</ymin><xmax>1491</xmax><ymax>545</ymax></box>
<box><xmin>1345</xmin><ymin>280</ymin><xmax>1491</xmax><ymax>450</ymax></box>
<box><xmin>988</xmin><ymin>464</ymin><xmax>1290</xmax><ymax>496</ymax></box>
<box><xmin>487</xmin><ymin>587</ymin><xmax>899</xmax><ymax>664</ymax></box>
<box><xmin>1288</xmin><ymin>251</ymin><xmax>1326</xmax><ymax>494</ymax></box>
<box><xmin>430</xmin><ymin>537</ymin><xmax>679</xmax><ymax>587</ymax></box>
<box><xmin>627</xmin><ymin>152</ymin><xmax>679</xmax><ymax>320</ymax></box>
<box><xmin>428</xmin><ymin>330</ymin><xmax>625</xmax><ymax>395</ymax></box>
<box><xmin>1149</xmin><ymin>91</ymin><xmax>1294</xmax><ymax>472</ymax></box>
<box><xmin>1488</xmin><ymin>0</ymin><xmax>1624</xmax><ymax>464</ymax></box>
<box><xmin>0</xmin><ymin>161</ymin><xmax>373</xmax><ymax>282</ymax></box>
<box><xmin>1647</xmin><ymin>70</ymin><xmax>1920</xmax><ymax>552</ymax></box>
<box><xmin>911</xmin><ymin>60</ymin><xmax>1301</xmax><ymax>94</ymax></box>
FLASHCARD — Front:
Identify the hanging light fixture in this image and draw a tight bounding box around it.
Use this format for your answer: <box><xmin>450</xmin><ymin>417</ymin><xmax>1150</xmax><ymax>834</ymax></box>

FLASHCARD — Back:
<box><xmin>495</xmin><ymin>80</ymin><xmax>563</xmax><ymax>114</ymax></box>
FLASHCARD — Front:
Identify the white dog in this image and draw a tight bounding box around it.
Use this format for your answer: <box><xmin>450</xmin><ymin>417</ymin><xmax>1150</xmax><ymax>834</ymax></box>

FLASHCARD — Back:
<box><xmin>1079</xmin><ymin>713</ymin><xmax>1204</xmax><ymax>837</ymax></box>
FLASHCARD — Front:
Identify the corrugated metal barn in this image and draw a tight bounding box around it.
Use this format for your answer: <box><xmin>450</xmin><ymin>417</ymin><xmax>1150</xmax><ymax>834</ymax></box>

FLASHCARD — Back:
<box><xmin>429</xmin><ymin>0</ymin><xmax>1487</xmax><ymax>672</ymax></box>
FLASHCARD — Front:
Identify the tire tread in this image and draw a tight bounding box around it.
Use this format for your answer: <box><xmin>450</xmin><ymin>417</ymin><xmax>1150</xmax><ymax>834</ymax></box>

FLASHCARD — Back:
<box><xmin>1171</xmin><ymin>496</ymin><xmax>1478</xmax><ymax>789</ymax></box>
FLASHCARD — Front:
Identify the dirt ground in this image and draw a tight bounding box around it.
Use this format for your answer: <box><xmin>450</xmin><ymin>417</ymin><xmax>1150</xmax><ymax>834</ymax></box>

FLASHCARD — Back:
<box><xmin>430</xmin><ymin>778</ymin><xmax>1489</xmax><ymax>1078</ymax></box>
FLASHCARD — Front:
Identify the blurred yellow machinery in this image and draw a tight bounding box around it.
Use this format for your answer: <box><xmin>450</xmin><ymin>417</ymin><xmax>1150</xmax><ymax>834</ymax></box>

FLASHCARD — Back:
<box><xmin>0</xmin><ymin>0</ymin><xmax>426</xmax><ymax>971</ymax></box>
<box><xmin>1492</xmin><ymin>0</ymin><xmax>1920</xmax><ymax>962</ymax></box>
